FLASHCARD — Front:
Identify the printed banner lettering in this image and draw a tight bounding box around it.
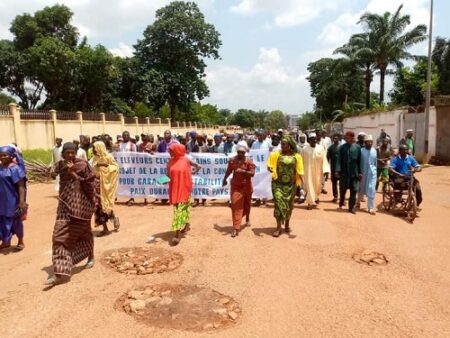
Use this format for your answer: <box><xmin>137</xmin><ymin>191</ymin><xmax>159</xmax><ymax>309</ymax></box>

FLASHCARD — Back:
<box><xmin>114</xmin><ymin>150</ymin><xmax>272</xmax><ymax>199</ymax></box>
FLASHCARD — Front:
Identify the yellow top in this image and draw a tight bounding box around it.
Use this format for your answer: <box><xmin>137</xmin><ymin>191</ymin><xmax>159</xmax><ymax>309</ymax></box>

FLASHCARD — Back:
<box><xmin>267</xmin><ymin>151</ymin><xmax>304</xmax><ymax>186</ymax></box>
<box><xmin>91</xmin><ymin>141</ymin><xmax>119</xmax><ymax>214</ymax></box>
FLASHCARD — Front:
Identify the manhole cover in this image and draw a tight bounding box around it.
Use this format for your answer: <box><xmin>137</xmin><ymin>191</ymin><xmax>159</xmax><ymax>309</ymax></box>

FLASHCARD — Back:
<box><xmin>102</xmin><ymin>247</ymin><xmax>183</xmax><ymax>275</ymax></box>
<box><xmin>352</xmin><ymin>250</ymin><xmax>388</xmax><ymax>266</ymax></box>
<box><xmin>115</xmin><ymin>284</ymin><xmax>241</xmax><ymax>331</ymax></box>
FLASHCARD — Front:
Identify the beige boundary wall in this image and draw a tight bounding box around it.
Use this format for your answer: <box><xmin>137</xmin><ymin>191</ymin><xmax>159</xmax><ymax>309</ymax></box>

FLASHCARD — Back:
<box><xmin>0</xmin><ymin>103</ymin><xmax>239</xmax><ymax>150</ymax></box>
<box><xmin>343</xmin><ymin>107</ymin><xmax>437</xmax><ymax>162</ymax></box>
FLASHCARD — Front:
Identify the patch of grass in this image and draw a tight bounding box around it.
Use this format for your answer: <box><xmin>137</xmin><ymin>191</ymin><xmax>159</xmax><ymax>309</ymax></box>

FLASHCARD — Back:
<box><xmin>22</xmin><ymin>149</ymin><xmax>52</xmax><ymax>165</ymax></box>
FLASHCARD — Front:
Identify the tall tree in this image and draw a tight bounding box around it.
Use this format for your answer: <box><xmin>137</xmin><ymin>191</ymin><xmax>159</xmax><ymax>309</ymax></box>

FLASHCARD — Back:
<box><xmin>265</xmin><ymin>110</ymin><xmax>288</xmax><ymax>131</ymax></box>
<box><xmin>358</xmin><ymin>5</ymin><xmax>427</xmax><ymax>103</ymax></box>
<box><xmin>0</xmin><ymin>5</ymin><xmax>80</xmax><ymax>108</ymax></box>
<box><xmin>134</xmin><ymin>1</ymin><xmax>221</xmax><ymax>121</ymax></box>
<box><xmin>390</xmin><ymin>58</ymin><xmax>439</xmax><ymax>106</ymax></box>
<box><xmin>334</xmin><ymin>33</ymin><xmax>376</xmax><ymax>108</ymax></box>
<box><xmin>232</xmin><ymin>109</ymin><xmax>257</xmax><ymax>128</ymax></box>
<box><xmin>432</xmin><ymin>37</ymin><xmax>450</xmax><ymax>95</ymax></box>
<box><xmin>307</xmin><ymin>57</ymin><xmax>364</xmax><ymax>120</ymax></box>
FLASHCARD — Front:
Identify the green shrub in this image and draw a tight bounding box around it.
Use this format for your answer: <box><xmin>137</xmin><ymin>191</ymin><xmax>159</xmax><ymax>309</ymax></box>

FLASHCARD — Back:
<box><xmin>22</xmin><ymin>149</ymin><xmax>52</xmax><ymax>164</ymax></box>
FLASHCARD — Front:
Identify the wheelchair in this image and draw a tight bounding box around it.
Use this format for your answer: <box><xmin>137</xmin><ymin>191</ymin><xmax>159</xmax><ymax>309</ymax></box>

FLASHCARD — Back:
<box><xmin>382</xmin><ymin>172</ymin><xmax>417</xmax><ymax>223</ymax></box>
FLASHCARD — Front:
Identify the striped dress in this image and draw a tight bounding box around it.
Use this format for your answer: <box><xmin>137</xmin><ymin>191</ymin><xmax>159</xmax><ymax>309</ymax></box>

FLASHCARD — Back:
<box><xmin>52</xmin><ymin>159</ymin><xmax>96</xmax><ymax>276</ymax></box>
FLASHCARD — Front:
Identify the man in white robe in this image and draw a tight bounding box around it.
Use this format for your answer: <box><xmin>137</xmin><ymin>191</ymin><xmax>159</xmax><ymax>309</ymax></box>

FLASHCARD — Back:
<box><xmin>301</xmin><ymin>133</ymin><xmax>329</xmax><ymax>210</ymax></box>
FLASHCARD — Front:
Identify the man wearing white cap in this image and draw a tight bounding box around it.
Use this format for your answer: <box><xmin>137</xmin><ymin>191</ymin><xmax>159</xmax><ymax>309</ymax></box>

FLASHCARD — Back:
<box><xmin>357</xmin><ymin>134</ymin><xmax>377</xmax><ymax>214</ymax></box>
<box><xmin>357</xmin><ymin>132</ymin><xmax>366</xmax><ymax>148</ymax></box>
<box><xmin>301</xmin><ymin>132</ymin><xmax>328</xmax><ymax>209</ymax></box>
<box><xmin>400</xmin><ymin>129</ymin><xmax>415</xmax><ymax>155</ymax></box>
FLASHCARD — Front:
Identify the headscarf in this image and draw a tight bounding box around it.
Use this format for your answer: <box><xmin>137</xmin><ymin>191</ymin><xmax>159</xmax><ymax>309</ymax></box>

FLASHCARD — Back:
<box><xmin>168</xmin><ymin>143</ymin><xmax>192</xmax><ymax>204</ymax></box>
<box><xmin>281</xmin><ymin>135</ymin><xmax>298</xmax><ymax>153</ymax></box>
<box><xmin>298</xmin><ymin>133</ymin><xmax>307</xmax><ymax>147</ymax></box>
<box><xmin>236</xmin><ymin>144</ymin><xmax>248</xmax><ymax>152</ymax></box>
<box><xmin>0</xmin><ymin>146</ymin><xmax>15</xmax><ymax>157</ymax></box>
<box><xmin>93</xmin><ymin>141</ymin><xmax>108</xmax><ymax>158</ymax></box>
<box><xmin>0</xmin><ymin>145</ymin><xmax>26</xmax><ymax>174</ymax></box>
<box><xmin>62</xmin><ymin>142</ymin><xmax>76</xmax><ymax>153</ymax></box>
<box><xmin>92</xmin><ymin>141</ymin><xmax>119</xmax><ymax>214</ymax></box>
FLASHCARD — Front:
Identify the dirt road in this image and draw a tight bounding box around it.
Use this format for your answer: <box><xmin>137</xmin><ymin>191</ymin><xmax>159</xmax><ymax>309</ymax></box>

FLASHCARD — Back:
<box><xmin>1</xmin><ymin>166</ymin><xmax>449</xmax><ymax>337</ymax></box>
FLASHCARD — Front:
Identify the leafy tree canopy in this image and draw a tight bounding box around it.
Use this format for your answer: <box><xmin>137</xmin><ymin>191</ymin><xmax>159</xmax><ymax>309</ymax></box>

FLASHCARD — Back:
<box><xmin>134</xmin><ymin>1</ymin><xmax>221</xmax><ymax>121</ymax></box>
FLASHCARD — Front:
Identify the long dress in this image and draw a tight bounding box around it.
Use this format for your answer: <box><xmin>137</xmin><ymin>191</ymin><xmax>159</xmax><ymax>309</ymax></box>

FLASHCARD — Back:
<box><xmin>91</xmin><ymin>142</ymin><xmax>119</xmax><ymax>225</ymax></box>
<box><xmin>269</xmin><ymin>154</ymin><xmax>300</xmax><ymax>224</ymax></box>
<box><xmin>168</xmin><ymin>144</ymin><xmax>193</xmax><ymax>231</ymax></box>
<box><xmin>301</xmin><ymin>144</ymin><xmax>328</xmax><ymax>205</ymax></box>
<box><xmin>225</xmin><ymin>156</ymin><xmax>256</xmax><ymax>230</ymax></box>
<box><xmin>52</xmin><ymin>159</ymin><xmax>96</xmax><ymax>276</ymax></box>
<box><xmin>359</xmin><ymin>147</ymin><xmax>377</xmax><ymax>210</ymax></box>
<box><xmin>0</xmin><ymin>163</ymin><xmax>26</xmax><ymax>242</ymax></box>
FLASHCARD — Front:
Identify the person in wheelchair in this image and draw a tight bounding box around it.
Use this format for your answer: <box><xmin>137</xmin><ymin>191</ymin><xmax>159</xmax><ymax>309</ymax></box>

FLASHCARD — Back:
<box><xmin>389</xmin><ymin>144</ymin><xmax>422</xmax><ymax>207</ymax></box>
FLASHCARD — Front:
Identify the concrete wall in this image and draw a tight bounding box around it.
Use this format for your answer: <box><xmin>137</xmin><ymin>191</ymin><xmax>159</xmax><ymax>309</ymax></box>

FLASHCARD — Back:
<box><xmin>0</xmin><ymin>115</ymin><xmax>15</xmax><ymax>145</ymax></box>
<box><xmin>343</xmin><ymin>107</ymin><xmax>437</xmax><ymax>162</ymax></box>
<box><xmin>435</xmin><ymin>105</ymin><xmax>450</xmax><ymax>160</ymax></box>
<box><xmin>0</xmin><ymin>104</ymin><xmax>239</xmax><ymax>149</ymax></box>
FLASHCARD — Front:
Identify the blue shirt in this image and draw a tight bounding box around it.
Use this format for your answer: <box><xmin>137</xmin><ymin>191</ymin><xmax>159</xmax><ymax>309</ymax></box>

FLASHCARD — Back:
<box><xmin>251</xmin><ymin>140</ymin><xmax>270</xmax><ymax>150</ymax></box>
<box><xmin>390</xmin><ymin>155</ymin><xmax>420</xmax><ymax>175</ymax></box>
<box><xmin>0</xmin><ymin>164</ymin><xmax>25</xmax><ymax>217</ymax></box>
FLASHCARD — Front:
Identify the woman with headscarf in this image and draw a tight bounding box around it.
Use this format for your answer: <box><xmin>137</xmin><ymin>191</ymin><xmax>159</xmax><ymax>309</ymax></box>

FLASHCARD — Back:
<box><xmin>46</xmin><ymin>143</ymin><xmax>97</xmax><ymax>285</ymax></box>
<box><xmin>267</xmin><ymin>135</ymin><xmax>304</xmax><ymax>237</ymax></box>
<box><xmin>0</xmin><ymin>146</ymin><xmax>27</xmax><ymax>250</ymax></box>
<box><xmin>91</xmin><ymin>141</ymin><xmax>120</xmax><ymax>236</ymax></box>
<box><xmin>168</xmin><ymin>143</ymin><xmax>200</xmax><ymax>245</ymax></box>
<box><xmin>222</xmin><ymin>144</ymin><xmax>256</xmax><ymax>237</ymax></box>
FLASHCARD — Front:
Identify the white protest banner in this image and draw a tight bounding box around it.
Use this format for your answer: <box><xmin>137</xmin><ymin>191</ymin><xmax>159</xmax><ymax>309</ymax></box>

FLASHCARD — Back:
<box><xmin>114</xmin><ymin>149</ymin><xmax>272</xmax><ymax>199</ymax></box>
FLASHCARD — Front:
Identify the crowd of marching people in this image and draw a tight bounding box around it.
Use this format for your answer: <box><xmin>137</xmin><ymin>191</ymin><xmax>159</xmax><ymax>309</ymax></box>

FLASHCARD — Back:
<box><xmin>0</xmin><ymin>126</ymin><xmax>422</xmax><ymax>285</ymax></box>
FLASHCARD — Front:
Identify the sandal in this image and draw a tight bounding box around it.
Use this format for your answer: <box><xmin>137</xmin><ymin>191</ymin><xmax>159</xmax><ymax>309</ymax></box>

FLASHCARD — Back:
<box><xmin>85</xmin><ymin>259</ymin><xmax>95</xmax><ymax>269</ymax></box>
<box><xmin>272</xmin><ymin>229</ymin><xmax>282</xmax><ymax>238</ymax></box>
<box><xmin>171</xmin><ymin>237</ymin><xmax>180</xmax><ymax>246</ymax></box>
<box><xmin>113</xmin><ymin>217</ymin><xmax>120</xmax><ymax>231</ymax></box>
<box><xmin>97</xmin><ymin>230</ymin><xmax>111</xmax><ymax>237</ymax></box>
<box><xmin>0</xmin><ymin>242</ymin><xmax>11</xmax><ymax>250</ymax></box>
<box><xmin>231</xmin><ymin>229</ymin><xmax>238</xmax><ymax>238</ymax></box>
<box><xmin>15</xmin><ymin>244</ymin><xmax>25</xmax><ymax>251</ymax></box>
<box><xmin>44</xmin><ymin>275</ymin><xmax>65</xmax><ymax>286</ymax></box>
<box><xmin>181</xmin><ymin>223</ymin><xmax>190</xmax><ymax>234</ymax></box>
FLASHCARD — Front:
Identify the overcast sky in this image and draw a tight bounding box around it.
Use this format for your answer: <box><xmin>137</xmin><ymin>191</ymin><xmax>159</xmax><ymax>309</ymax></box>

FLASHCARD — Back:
<box><xmin>1</xmin><ymin>0</ymin><xmax>449</xmax><ymax>115</ymax></box>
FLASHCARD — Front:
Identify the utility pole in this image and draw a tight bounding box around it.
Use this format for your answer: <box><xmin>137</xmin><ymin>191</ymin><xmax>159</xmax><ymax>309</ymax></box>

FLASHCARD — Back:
<box><xmin>424</xmin><ymin>0</ymin><xmax>434</xmax><ymax>155</ymax></box>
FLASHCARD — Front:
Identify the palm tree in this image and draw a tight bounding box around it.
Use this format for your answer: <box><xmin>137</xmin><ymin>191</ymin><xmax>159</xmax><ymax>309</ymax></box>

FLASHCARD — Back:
<box><xmin>432</xmin><ymin>37</ymin><xmax>450</xmax><ymax>94</ymax></box>
<box><xmin>359</xmin><ymin>5</ymin><xmax>427</xmax><ymax>103</ymax></box>
<box><xmin>334</xmin><ymin>33</ymin><xmax>376</xmax><ymax>108</ymax></box>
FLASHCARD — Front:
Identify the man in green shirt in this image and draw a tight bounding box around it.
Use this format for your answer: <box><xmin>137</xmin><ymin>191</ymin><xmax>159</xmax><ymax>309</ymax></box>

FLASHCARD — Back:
<box><xmin>335</xmin><ymin>131</ymin><xmax>362</xmax><ymax>214</ymax></box>
<box><xmin>400</xmin><ymin>129</ymin><xmax>415</xmax><ymax>155</ymax></box>
<box><xmin>327</xmin><ymin>133</ymin><xmax>341</xmax><ymax>203</ymax></box>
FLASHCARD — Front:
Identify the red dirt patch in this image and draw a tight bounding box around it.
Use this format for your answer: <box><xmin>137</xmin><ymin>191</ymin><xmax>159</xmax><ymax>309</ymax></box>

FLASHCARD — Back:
<box><xmin>102</xmin><ymin>247</ymin><xmax>183</xmax><ymax>275</ymax></box>
<box><xmin>115</xmin><ymin>284</ymin><xmax>241</xmax><ymax>332</ymax></box>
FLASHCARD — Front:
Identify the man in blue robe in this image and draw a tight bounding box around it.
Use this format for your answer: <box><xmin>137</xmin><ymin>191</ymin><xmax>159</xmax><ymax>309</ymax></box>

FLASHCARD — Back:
<box><xmin>357</xmin><ymin>135</ymin><xmax>377</xmax><ymax>215</ymax></box>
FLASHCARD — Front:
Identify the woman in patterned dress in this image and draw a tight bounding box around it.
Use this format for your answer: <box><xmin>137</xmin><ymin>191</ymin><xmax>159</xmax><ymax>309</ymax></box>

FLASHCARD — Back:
<box><xmin>222</xmin><ymin>144</ymin><xmax>256</xmax><ymax>237</ymax></box>
<box><xmin>267</xmin><ymin>135</ymin><xmax>304</xmax><ymax>237</ymax></box>
<box><xmin>46</xmin><ymin>143</ymin><xmax>97</xmax><ymax>285</ymax></box>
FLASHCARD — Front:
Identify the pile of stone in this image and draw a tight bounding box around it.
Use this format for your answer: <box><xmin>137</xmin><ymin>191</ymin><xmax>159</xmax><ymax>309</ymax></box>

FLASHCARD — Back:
<box><xmin>117</xmin><ymin>284</ymin><xmax>241</xmax><ymax>332</ymax></box>
<box><xmin>103</xmin><ymin>247</ymin><xmax>182</xmax><ymax>275</ymax></box>
<box><xmin>353</xmin><ymin>250</ymin><xmax>388</xmax><ymax>266</ymax></box>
